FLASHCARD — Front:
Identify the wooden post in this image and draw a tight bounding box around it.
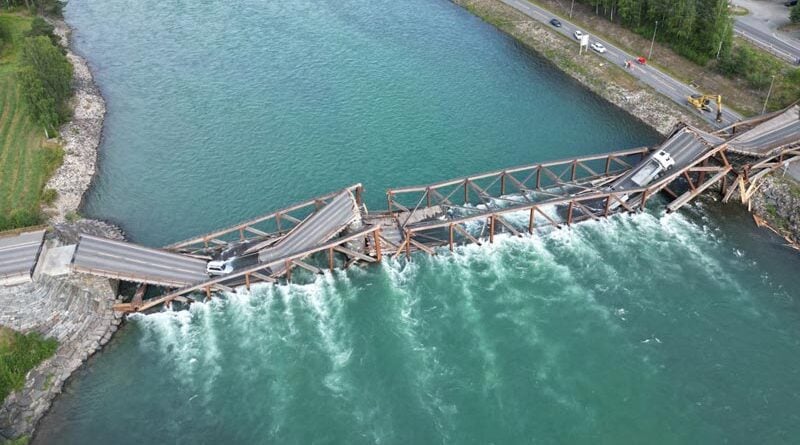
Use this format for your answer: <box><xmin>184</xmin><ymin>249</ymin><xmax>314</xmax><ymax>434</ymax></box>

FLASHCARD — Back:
<box><xmin>536</xmin><ymin>167</ymin><xmax>542</xmax><ymax>189</ymax></box>
<box><xmin>720</xmin><ymin>175</ymin><xmax>727</xmax><ymax>198</ymax></box>
<box><xmin>489</xmin><ymin>215</ymin><xmax>495</xmax><ymax>243</ymax></box>
<box><xmin>205</xmin><ymin>287</ymin><xmax>211</xmax><ymax>301</ymax></box>
<box><xmin>405</xmin><ymin>231</ymin><xmax>411</xmax><ymax>259</ymax></box>
<box><xmin>449</xmin><ymin>224</ymin><xmax>454</xmax><ymax>252</ymax></box>
<box><xmin>387</xmin><ymin>192</ymin><xmax>393</xmax><ymax>213</ymax></box>
<box><xmin>426</xmin><ymin>188</ymin><xmax>431</xmax><ymax>208</ymax></box>
<box><xmin>528</xmin><ymin>207</ymin><xmax>535</xmax><ymax>234</ymax></box>
<box><xmin>464</xmin><ymin>180</ymin><xmax>469</xmax><ymax>204</ymax></box>
<box><xmin>500</xmin><ymin>173</ymin><xmax>506</xmax><ymax>195</ymax></box>
<box><xmin>239</xmin><ymin>228</ymin><xmax>245</xmax><ymax>241</ymax></box>
<box><xmin>286</xmin><ymin>260</ymin><xmax>292</xmax><ymax>282</ymax></box>
<box><xmin>329</xmin><ymin>247</ymin><xmax>335</xmax><ymax>272</ymax></box>
<box><xmin>567</xmin><ymin>201</ymin><xmax>574</xmax><ymax>225</ymax></box>
<box><xmin>355</xmin><ymin>186</ymin><xmax>363</xmax><ymax>206</ymax></box>
<box><xmin>245</xmin><ymin>273</ymin><xmax>251</xmax><ymax>291</ymax></box>
<box><xmin>571</xmin><ymin>160</ymin><xmax>577</xmax><ymax>181</ymax></box>
<box><xmin>372</xmin><ymin>228</ymin><xmax>382</xmax><ymax>262</ymax></box>
<box><xmin>603</xmin><ymin>196</ymin><xmax>612</xmax><ymax>216</ymax></box>
<box><xmin>640</xmin><ymin>190</ymin><xmax>650</xmax><ymax>210</ymax></box>
<box><xmin>605</xmin><ymin>156</ymin><xmax>612</xmax><ymax>175</ymax></box>
<box><xmin>276</xmin><ymin>213</ymin><xmax>282</xmax><ymax>232</ymax></box>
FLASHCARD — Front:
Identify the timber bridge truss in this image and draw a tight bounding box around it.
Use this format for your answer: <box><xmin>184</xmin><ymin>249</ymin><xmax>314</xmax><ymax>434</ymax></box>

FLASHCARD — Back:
<box><xmin>3</xmin><ymin>106</ymin><xmax>797</xmax><ymax>313</ymax></box>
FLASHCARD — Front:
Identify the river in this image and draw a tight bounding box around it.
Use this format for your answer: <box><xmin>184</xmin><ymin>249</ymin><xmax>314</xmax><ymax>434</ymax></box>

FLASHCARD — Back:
<box><xmin>33</xmin><ymin>0</ymin><xmax>800</xmax><ymax>443</ymax></box>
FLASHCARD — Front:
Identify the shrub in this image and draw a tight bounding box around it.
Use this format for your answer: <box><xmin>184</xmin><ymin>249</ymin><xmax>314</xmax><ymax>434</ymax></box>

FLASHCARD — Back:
<box><xmin>0</xmin><ymin>328</ymin><xmax>58</xmax><ymax>402</ymax></box>
<box><xmin>17</xmin><ymin>36</ymin><xmax>72</xmax><ymax>135</ymax></box>
<box><xmin>25</xmin><ymin>16</ymin><xmax>60</xmax><ymax>49</ymax></box>
<box><xmin>792</xmin><ymin>4</ymin><xmax>800</xmax><ymax>23</ymax></box>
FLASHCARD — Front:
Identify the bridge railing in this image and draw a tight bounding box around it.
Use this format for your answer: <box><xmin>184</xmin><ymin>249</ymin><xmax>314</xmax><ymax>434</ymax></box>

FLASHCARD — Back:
<box><xmin>164</xmin><ymin>184</ymin><xmax>364</xmax><ymax>255</ymax></box>
<box><xmin>385</xmin><ymin>147</ymin><xmax>651</xmax><ymax>229</ymax></box>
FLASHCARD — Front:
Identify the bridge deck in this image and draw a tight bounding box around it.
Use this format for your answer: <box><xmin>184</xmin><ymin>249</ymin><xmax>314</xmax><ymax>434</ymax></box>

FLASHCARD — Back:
<box><xmin>71</xmin><ymin>235</ymin><xmax>209</xmax><ymax>287</ymax></box>
<box><xmin>0</xmin><ymin>229</ymin><xmax>45</xmax><ymax>286</ymax></box>
<box><xmin>726</xmin><ymin>106</ymin><xmax>800</xmax><ymax>156</ymax></box>
<box><xmin>256</xmin><ymin>189</ymin><xmax>360</xmax><ymax>267</ymax></box>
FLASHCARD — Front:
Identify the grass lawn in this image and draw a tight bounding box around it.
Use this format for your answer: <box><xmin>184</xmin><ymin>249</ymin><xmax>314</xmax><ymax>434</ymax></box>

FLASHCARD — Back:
<box><xmin>0</xmin><ymin>326</ymin><xmax>58</xmax><ymax>402</ymax></box>
<box><xmin>0</xmin><ymin>12</ymin><xmax>64</xmax><ymax>232</ymax></box>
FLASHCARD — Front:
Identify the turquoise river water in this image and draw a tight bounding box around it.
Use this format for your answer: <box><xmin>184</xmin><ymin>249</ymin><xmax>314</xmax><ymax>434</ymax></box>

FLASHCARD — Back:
<box><xmin>32</xmin><ymin>0</ymin><xmax>800</xmax><ymax>443</ymax></box>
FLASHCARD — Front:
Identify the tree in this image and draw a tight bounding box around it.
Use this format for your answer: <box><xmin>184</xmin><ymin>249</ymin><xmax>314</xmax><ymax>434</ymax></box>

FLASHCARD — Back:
<box><xmin>17</xmin><ymin>36</ymin><xmax>72</xmax><ymax>136</ymax></box>
<box><xmin>792</xmin><ymin>4</ymin><xmax>800</xmax><ymax>23</ymax></box>
<box><xmin>25</xmin><ymin>17</ymin><xmax>60</xmax><ymax>48</ymax></box>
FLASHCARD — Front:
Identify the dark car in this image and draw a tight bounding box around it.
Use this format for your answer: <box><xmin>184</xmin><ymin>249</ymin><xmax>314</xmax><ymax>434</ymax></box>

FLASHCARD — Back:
<box><xmin>550</xmin><ymin>18</ymin><xmax>562</xmax><ymax>27</ymax></box>
<box><xmin>786</xmin><ymin>0</ymin><xmax>797</xmax><ymax>6</ymax></box>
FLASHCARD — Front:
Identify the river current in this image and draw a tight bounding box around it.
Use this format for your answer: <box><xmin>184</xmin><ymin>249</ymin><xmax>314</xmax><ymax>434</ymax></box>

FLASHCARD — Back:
<box><xmin>33</xmin><ymin>0</ymin><xmax>800</xmax><ymax>443</ymax></box>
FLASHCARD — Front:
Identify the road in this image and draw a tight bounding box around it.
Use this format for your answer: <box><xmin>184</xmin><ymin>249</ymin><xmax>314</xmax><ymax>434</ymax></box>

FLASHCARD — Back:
<box><xmin>732</xmin><ymin>0</ymin><xmax>800</xmax><ymax>64</ymax></box>
<box><xmin>734</xmin><ymin>19</ymin><xmax>800</xmax><ymax>64</ymax></box>
<box><xmin>498</xmin><ymin>0</ymin><xmax>743</xmax><ymax>128</ymax></box>
<box><xmin>0</xmin><ymin>229</ymin><xmax>45</xmax><ymax>283</ymax></box>
<box><xmin>72</xmin><ymin>235</ymin><xmax>210</xmax><ymax>287</ymax></box>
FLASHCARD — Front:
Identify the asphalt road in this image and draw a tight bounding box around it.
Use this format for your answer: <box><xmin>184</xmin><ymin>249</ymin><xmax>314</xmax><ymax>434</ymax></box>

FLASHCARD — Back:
<box><xmin>0</xmin><ymin>230</ymin><xmax>45</xmax><ymax>281</ymax></box>
<box><xmin>72</xmin><ymin>235</ymin><xmax>209</xmax><ymax>287</ymax></box>
<box><xmin>735</xmin><ymin>19</ymin><xmax>800</xmax><ymax>64</ymax></box>
<box><xmin>499</xmin><ymin>0</ymin><xmax>744</xmax><ymax>128</ymax></box>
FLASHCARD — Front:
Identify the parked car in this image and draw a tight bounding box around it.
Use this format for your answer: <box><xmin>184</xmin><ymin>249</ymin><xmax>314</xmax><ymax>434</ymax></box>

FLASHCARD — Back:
<box><xmin>573</xmin><ymin>30</ymin><xmax>585</xmax><ymax>40</ymax></box>
<box><xmin>590</xmin><ymin>42</ymin><xmax>607</xmax><ymax>53</ymax></box>
<box><xmin>550</xmin><ymin>18</ymin><xmax>562</xmax><ymax>27</ymax></box>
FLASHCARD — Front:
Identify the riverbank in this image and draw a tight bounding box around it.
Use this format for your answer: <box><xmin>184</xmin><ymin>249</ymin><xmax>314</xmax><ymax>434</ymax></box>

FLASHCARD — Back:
<box><xmin>42</xmin><ymin>16</ymin><xmax>105</xmax><ymax>223</ymax></box>
<box><xmin>751</xmin><ymin>173</ymin><xmax>800</xmax><ymax>249</ymax></box>
<box><xmin>0</xmin><ymin>221</ymin><xmax>124</xmax><ymax>443</ymax></box>
<box><xmin>451</xmin><ymin>0</ymin><xmax>709</xmax><ymax>136</ymax></box>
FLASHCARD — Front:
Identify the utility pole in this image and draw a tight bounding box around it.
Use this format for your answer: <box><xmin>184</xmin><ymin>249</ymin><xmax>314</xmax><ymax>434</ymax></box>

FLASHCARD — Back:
<box><xmin>570</xmin><ymin>0</ymin><xmax>575</xmax><ymax>18</ymax></box>
<box><xmin>762</xmin><ymin>75</ymin><xmax>776</xmax><ymax>115</ymax></box>
<box><xmin>716</xmin><ymin>22</ymin><xmax>729</xmax><ymax>60</ymax></box>
<box><xmin>648</xmin><ymin>20</ymin><xmax>658</xmax><ymax>60</ymax></box>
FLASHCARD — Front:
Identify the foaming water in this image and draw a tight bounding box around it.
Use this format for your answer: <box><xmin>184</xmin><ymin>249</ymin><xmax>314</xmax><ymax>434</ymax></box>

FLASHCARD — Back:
<box><xmin>36</xmin><ymin>209</ymin><xmax>800</xmax><ymax>444</ymax></box>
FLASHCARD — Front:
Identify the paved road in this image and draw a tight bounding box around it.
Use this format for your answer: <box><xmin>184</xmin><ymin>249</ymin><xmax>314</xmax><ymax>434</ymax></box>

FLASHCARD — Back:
<box><xmin>0</xmin><ymin>230</ymin><xmax>45</xmax><ymax>283</ymax></box>
<box><xmin>499</xmin><ymin>0</ymin><xmax>743</xmax><ymax>127</ymax></box>
<box><xmin>735</xmin><ymin>19</ymin><xmax>800</xmax><ymax>64</ymax></box>
<box><xmin>732</xmin><ymin>0</ymin><xmax>800</xmax><ymax>64</ymax></box>
<box><xmin>72</xmin><ymin>235</ymin><xmax>209</xmax><ymax>287</ymax></box>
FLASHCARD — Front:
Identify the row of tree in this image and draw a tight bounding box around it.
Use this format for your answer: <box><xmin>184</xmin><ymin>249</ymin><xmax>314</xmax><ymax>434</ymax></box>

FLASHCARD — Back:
<box><xmin>3</xmin><ymin>0</ymin><xmax>64</xmax><ymax>16</ymax></box>
<box><xmin>574</xmin><ymin>0</ymin><xmax>733</xmax><ymax>64</ymax></box>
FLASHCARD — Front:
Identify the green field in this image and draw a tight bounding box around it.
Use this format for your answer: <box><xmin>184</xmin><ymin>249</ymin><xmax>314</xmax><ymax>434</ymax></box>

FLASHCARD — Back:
<box><xmin>0</xmin><ymin>326</ymin><xmax>58</xmax><ymax>402</ymax></box>
<box><xmin>0</xmin><ymin>12</ymin><xmax>63</xmax><ymax>231</ymax></box>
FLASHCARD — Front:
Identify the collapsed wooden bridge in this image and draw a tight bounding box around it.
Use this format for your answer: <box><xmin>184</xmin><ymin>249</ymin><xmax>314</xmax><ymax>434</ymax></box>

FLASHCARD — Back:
<box><xmin>7</xmin><ymin>106</ymin><xmax>794</xmax><ymax>312</ymax></box>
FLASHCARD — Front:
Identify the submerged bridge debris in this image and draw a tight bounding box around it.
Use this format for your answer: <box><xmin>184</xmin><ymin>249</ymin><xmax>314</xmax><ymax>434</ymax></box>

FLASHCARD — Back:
<box><xmin>2</xmin><ymin>106</ymin><xmax>798</xmax><ymax>312</ymax></box>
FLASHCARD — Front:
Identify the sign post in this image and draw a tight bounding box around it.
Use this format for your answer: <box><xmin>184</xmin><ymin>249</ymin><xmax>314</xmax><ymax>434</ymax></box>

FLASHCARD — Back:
<box><xmin>579</xmin><ymin>34</ymin><xmax>589</xmax><ymax>55</ymax></box>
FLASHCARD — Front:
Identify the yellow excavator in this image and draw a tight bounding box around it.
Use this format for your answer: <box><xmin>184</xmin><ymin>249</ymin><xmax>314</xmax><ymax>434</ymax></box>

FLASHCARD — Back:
<box><xmin>687</xmin><ymin>94</ymin><xmax>723</xmax><ymax>123</ymax></box>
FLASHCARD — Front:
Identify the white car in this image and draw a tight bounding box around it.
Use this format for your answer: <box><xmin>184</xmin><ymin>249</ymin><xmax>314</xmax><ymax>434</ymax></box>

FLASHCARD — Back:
<box><xmin>590</xmin><ymin>42</ymin><xmax>607</xmax><ymax>53</ymax></box>
<box><xmin>573</xmin><ymin>30</ymin><xmax>585</xmax><ymax>40</ymax></box>
<box><xmin>206</xmin><ymin>260</ymin><xmax>233</xmax><ymax>276</ymax></box>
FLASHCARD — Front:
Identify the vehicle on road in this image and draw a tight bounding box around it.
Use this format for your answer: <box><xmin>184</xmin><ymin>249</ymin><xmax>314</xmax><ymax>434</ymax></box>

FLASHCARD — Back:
<box><xmin>206</xmin><ymin>260</ymin><xmax>233</xmax><ymax>276</ymax></box>
<box><xmin>573</xmin><ymin>30</ymin><xmax>585</xmax><ymax>40</ymax></box>
<box><xmin>550</xmin><ymin>18</ymin><xmax>562</xmax><ymax>27</ymax></box>
<box><xmin>636</xmin><ymin>56</ymin><xmax>647</xmax><ymax>65</ymax></box>
<box><xmin>590</xmin><ymin>42</ymin><xmax>607</xmax><ymax>53</ymax></box>
<box><xmin>630</xmin><ymin>149</ymin><xmax>675</xmax><ymax>187</ymax></box>
<box><xmin>687</xmin><ymin>94</ymin><xmax>723</xmax><ymax>123</ymax></box>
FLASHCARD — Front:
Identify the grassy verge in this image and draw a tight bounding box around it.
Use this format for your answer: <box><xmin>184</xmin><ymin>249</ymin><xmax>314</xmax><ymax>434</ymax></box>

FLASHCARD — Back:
<box><xmin>0</xmin><ymin>12</ymin><xmax>64</xmax><ymax>232</ymax></box>
<box><xmin>0</xmin><ymin>326</ymin><xmax>58</xmax><ymax>402</ymax></box>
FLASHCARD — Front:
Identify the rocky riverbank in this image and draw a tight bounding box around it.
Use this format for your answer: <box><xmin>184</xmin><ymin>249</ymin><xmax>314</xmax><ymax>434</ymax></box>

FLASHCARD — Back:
<box><xmin>43</xmin><ymin>17</ymin><xmax>106</xmax><ymax>223</ymax></box>
<box><xmin>452</xmin><ymin>0</ymin><xmax>708</xmax><ymax>136</ymax></box>
<box><xmin>0</xmin><ymin>221</ymin><xmax>124</xmax><ymax>442</ymax></box>
<box><xmin>751</xmin><ymin>173</ymin><xmax>800</xmax><ymax>248</ymax></box>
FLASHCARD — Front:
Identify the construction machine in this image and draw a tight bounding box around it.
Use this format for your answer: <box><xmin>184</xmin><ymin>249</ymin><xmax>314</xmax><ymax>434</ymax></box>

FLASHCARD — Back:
<box><xmin>687</xmin><ymin>94</ymin><xmax>723</xmax><ymax>123</ymax></box>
